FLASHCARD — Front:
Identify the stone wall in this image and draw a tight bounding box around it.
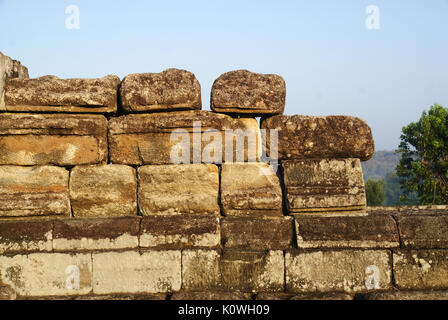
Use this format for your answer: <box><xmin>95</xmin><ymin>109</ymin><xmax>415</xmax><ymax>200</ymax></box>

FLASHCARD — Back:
<box><xmin>0</xmin><ymin>51</ymin><xmax>447</xmax><ymax>300</ymax></box>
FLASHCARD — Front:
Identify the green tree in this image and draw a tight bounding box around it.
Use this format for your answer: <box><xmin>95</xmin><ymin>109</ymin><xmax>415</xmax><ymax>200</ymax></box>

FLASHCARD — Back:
<box><xmin>365</xmin><ymin>179</ymin><xmax>385</xmax><ymax>206</ymax></box>
<box><xmin>396</xmin><ymin>104</ymin><xmax>448</xmax><ymax>204</ymax></box>
<box><xmin>383</xmin><ymin>172</ymin><xmax>418</xmax><ymax>205</ymax></box>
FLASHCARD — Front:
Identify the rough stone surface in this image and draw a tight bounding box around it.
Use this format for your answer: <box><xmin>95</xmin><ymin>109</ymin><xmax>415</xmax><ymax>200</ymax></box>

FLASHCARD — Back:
<box><xmin>0</xmin><ymin>52</ymin><xmax>29</xmax><ymax>111</ymax></box>
<box><xmin>261</xmin><ymin>115</ymin><xmax>374</xmax><ymax>161</ymax></box>
<box><xmin>221</xmin><ymin>163</ymin><xmax>283</xmax><ymax>216</ymax></box>
<box><xmin>0</xmin><ymin>220</ymin><xmax>53</xmax><ymax>254</ymax></box>
<box><xmin>53</xmin><ymin>217</ymin><xmax>140</xmax><ymax>251</ymax></box>
<box><xmin>5</xmin><ymin>75</ymin><xmax>120</xmax><ymax>113</ymax></box>
<box><xmin>286</xmin><ymin>250</ymin><xmax>391</xmax><ymax>293</ymax></box>
<box><xmin>0</xmin><ymin>166</ymin><xmax>70</xmax><ymax>217</ymax></box>
<box><xmin>0</xmin><ymin>113</ymin><xmax>108</xmax><ymax>166</ymax></box>
<box><xmin>211</xmin><ymin>70</ymin><xmax>285</xmax><ymax>115</ymax></box>
<box><xmin>221</xmin><ymin>217</ymin><xmax>293</xmax><ymax>250</ymax></box>
<box><xmin>108</xmin><ymin>110</ymin><xmax>261</xmax><ymax>165</ymax></box>
<box><xmin>295</xmin><ymin>215</ymin><xmax>399</xmax><ymax>248</ymax></box>
<box><xmin>397</xmin><ymin>215</ymin><xmax>448</xmax><ymax>248</ymax></box>
<box><xmin>140</xmin><ymin>215</ymin><xmax>220</xmax><ymax>249</ymax></box>
<box><xmin>69</xmin><ymin>165</ymin><xmax>137</xmax><ymax>217</ymax></box>
<box><xmin>0</xmin><ymin>285</ymin><xmax>16</xmax><ymax>300</ymax></box>
<box><xmin>120</xmin><ymin>69</ymin><xmax>201</xmax><ymax>113</ymax></box>
<box><xmin>0</xmin><ymin>253</ymin><xmax>92</xmax><ymax>297</ymax></box>
<box><xmin>92</xmin><ymin>251</ymin><xmax>181</xmax><ymax>294</ymax></box>
<box><xmin>138</xmin><ymin>164</ymin><xmax>219</xmax><ymax>215</ymax></box>
<box><xmin>359</xmin><ymin>290</ymin><xmax>448</xmax><ymax>300</ymax></box>
<box><xmin>171</xmin><ymin>291</ymin><xmax>252</xmax><ymax>300</ymax></box>
<box><xmin>283</xmin><ymin>159</ymin><xmax>366</xmax><ymax>214</ymax></box>
<box><xmin>182</xmin><ymin>250</ymin><xmax>284</xmax><ymax>292</ymax></box>
<box><xmin>393</xmin><ymin>250</ymin><xmax>448</xmax><ymax>290</ymax></box>
<box><xmin>256</xmin><ymin>292</ymin><xmax>353</xmax><ymax>300</ymax></box>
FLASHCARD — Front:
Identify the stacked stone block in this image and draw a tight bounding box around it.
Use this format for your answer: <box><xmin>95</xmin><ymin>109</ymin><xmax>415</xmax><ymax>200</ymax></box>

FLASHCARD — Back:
<box><xmin>1</xmin><ymin>51</ymin><xmax>447</xmax><ymax>300</ymax></box>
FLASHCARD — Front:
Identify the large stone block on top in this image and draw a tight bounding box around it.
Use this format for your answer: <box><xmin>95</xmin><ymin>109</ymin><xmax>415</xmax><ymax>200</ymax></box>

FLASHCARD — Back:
<box><xmin>120</xmin><ymin>69</ymin><xmax>201</xmax><ymax>113</ymax></box>
<box><xmin>137</xmin><ymin>164</ymin><xmax>220</xmax><ymax>215</ymax></box>
<box><xmin>211</xmin><ymin>70</ymin><xmax>286</xmax><ymax>116</ymax></box>
<box><xmin>0</xmin><ymin>51</ymin><xmax>29</xmax><ymax>111</ymax></box>
<box><xmin>261</xmin><ymin>115</ymin><xmax>374</xmax><ymax>161</ymax></box>
<box><xmin>283</xmin><ymin>159</ymin><xmax>367</xmax><ymax>214</ymax></box>
<box><xmin>69</xmin><ymin>165</ymin><xmax>137</xmax><ymax>217</ymax></box>
<box><xmin>0</xmin><ymin>166</ymin><xmax>70</xmax><ymax>218</ymax></box>
<box><xmin>221</xmin><ymin>163</ymin><xmax>283</xmax><ymax>216</ymax></box>
<box><xmin>4</xmin><ymin>75</ymin><xmax>120</xmax><ymax>113</ymax></box>
<box><xmin>0</xmin><ymin>113</ymin><xmax>108</xmax><ymax>166</ymax></box>
<box><xmin>109</xmin><ymin>110</ymin><xmax>261</xmax><ymax>165</ymax></box>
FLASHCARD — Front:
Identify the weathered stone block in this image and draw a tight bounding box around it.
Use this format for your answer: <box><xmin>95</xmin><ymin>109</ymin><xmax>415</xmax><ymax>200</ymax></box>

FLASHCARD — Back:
<box><xmin>0</xmin><ymin>220</ymin><xmax>53</xmax><ymax>254</ymax></box>
<box><xmin>397</xmin><ymin>215</ymin><xmax>448</xmax><ymax>248</ymax></box>
<box><xmin>138</xmin><ymin>164</ymin><xmax>220</xmax><ymax>215</ymax></box>
<box><xmin>4</xmin><ymin>75</ymin><xmax>120</xmax><ymax>113</ymax></box>
<box><xmin>221</xmin><ymin>163</ymin><xmax>282</xmax><ymax>216</ymax></box>
<box><xmin>256</xmin><ymin>292</ymin><xmax>353</xmax><ymax>300</ymax></box>
<box><xmin>69</xmin><ymin>165</ymin><xmax>137</xmax><ymax>217</ymax></box>
<box><xmin>286</xmin><ymin>250</ymin><xmax>392</xmax><ymax>293</ymax></box>
<box><xmin>211</xmin><ymin>70</ymin><xmax>285</xmax><ymax>115</ymax></box>
<box><xmin>120</xmin><ymin>69</ymin><xmax>201</xmax><ymax>113</ymax></box>
<box><xmin>140</xmin><ymin>215</ymin><xmax>220</xmax><ymax>249</ymax></box>
<box><xmin>221</xmin><ymin>217</ymin><xmax>293</xmax><ymax>250</ymax></box>
<box><xmin>283</xmin><ymin>159</ymin><xmax>366</xmax><ymax>214</ymax></box>
<box><xmin>359</xmin><ymin>290</ymin><xmax>448</xmax><ymax>300</ymax></box>
<box><xmin>261</xmin><ymin>115</ymin><xmax>374</xmax><ymax>161</ymax></box>
<box><xmin>53</xmin><ymin>217</ymin><xmax>140</xmax><ymax>251</ymax></box>
<box><xmin>0</xmin><ymin>253</ymin><xmax>92</xmax><ymax>297</ymax></box>
<box><xmin>0</xmin><ymin>51</ymin><xmax>28</xmax><ymax>111</ymax></box>
<box><xmin>108</xmin><ymin>110</ymin><xmax>261</xmax><ymax>165</ymax></box>
<box><xmin>171</xmin><ymin>291</ymin><xmax>252</xmax><ymax>300</ymax></box>
<box><xmin>92</xmin><ymin>251</ymin><xmax>181</xmax><ymax>294</ymax></box>
<box><xmin>182</xmin><ymin>250</ymin><xmax>284</xmax><ymax>292</ymax></box>
<box><xmin>0</xmin><ymin>113</ymin><xmax>108</xmax><ymax>166</ymax></box>
<box><xmin>295</xmin><ymin>215</ymin><xmax>399</xmax><ymax>248</ymax></box>
<box><xmin>0</xmin><ymin>166</ymin><xmax>70</xmax><ymax>217</ymax></box>
<box><xmin>393</xmin><ymin>250</ymin><xmax>448</xmax><ymax>290</ymax></box>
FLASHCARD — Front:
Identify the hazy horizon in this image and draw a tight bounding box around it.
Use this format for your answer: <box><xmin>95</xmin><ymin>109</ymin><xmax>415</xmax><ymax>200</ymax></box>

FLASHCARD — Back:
<box><xmin>1</xmin><ymin>0</ymin><xmax>447</xmax><ymax>150</ymax></box>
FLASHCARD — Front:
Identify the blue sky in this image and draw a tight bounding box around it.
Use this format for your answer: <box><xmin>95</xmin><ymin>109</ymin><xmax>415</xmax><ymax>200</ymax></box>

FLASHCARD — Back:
<box><xmin>0</xmin><ymin>0</ymin><xmax>447</xmax><ymax>150</ymax></box>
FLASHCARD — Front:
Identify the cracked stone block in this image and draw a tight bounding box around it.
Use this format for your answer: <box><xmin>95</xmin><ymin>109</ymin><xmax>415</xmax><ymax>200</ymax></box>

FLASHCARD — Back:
<box><xmin>0</xmin><ymin>51</ymin><xmax>28</xmax><ymax>111</ymax></box>
<box><xmin>397</xmin><ymin>215</ymin><xmax>448</xmax><ymax>248</ymax></box>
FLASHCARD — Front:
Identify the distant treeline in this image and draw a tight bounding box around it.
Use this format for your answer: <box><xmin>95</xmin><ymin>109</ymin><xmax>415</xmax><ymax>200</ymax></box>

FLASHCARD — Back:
<box><xmin>362</xmin><ymin>150</ymin><xmax>418</xmax><ymax>206</ymax></box>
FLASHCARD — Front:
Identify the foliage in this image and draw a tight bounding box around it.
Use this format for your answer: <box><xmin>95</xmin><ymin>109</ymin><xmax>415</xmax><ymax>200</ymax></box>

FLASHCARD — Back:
<box><xmin>365</xmin><ymin>179</ymin><xmax>385</xmax><ymax>206</ymax></box>
<box><xmin>396</xmin><ymin>104</ymin><xmax>448</xmax><ymax>204</ymax></box>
